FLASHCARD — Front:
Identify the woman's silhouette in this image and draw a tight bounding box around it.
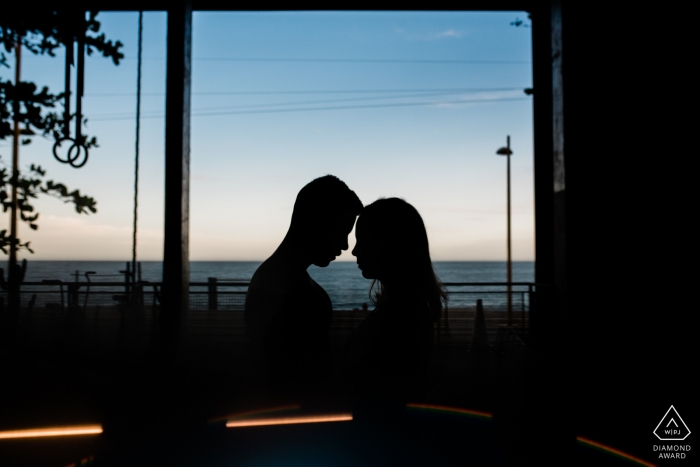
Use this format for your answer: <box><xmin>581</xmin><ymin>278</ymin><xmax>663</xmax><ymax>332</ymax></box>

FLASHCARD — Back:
<box><xmin>345</xmin><ymin>197</ymin><xmax>446</xmax><ymax>406</ymax></box>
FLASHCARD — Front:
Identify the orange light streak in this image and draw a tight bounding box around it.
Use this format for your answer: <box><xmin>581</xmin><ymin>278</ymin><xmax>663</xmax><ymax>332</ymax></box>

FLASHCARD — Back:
<box><xmin>407</xmin><ymin>403</ymin><xmax>493</xmax><ymax>419</ymax></box>
<box><xmin>0</xmin><ymin>425</ymin><xmax>103</xmax><ymax>439</ymax></box>
<box><xmin>407</xmin><ymin>405</ymin><xmax>655</xmax><ymax>467</ymax></box>
<box><xmin>210</xmin><ymin>404</ymin><xmax>302</xmax><ymax>423</ymax></box>
<box><xmin>226</xmin><ymin>414</ymin><xmax>352</xmax><ymax>428</ymax></box>
<box><xmin>576</xmin><ymin>436</ymin><xmax>658</xmax><ymax>467</ymax></box>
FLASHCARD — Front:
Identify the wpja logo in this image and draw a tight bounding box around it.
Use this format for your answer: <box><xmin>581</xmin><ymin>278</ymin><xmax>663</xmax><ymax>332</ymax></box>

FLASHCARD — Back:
<box><xmin>653</xmin><ymin>405</ymin><xmax>691</xmax><ymax>460</ymax></box>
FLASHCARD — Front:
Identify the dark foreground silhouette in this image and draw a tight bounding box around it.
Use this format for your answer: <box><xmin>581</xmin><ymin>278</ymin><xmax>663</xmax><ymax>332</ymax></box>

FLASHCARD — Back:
<box><xmin>244</xmin><ymin>175</ymin><xmax>362</xmax><ymax>405</ymax></box>
<box><xmin>344</xmin><ymin>198</ymin><xmax>447</xmax><ymax>418</ymax></box>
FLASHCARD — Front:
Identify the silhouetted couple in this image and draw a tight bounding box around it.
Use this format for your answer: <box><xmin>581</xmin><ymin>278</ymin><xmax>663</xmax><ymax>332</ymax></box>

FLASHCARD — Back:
<box><xmin>244</xmin><ymin>175</ymin><xmax>445</xmax><ymax>410</ymax></box>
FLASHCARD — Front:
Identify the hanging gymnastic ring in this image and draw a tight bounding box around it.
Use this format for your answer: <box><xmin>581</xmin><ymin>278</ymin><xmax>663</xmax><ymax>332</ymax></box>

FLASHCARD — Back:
<box><xmin>52</xmin><ymin>138</ymin><xmax>89</xmax><ymax>168</ymax></box>
<box><xmin>67</xmin><ymin>141</ymin><xmax>89</xmax><ymax>168</ymax></box>
<box><xmin>53</xmin><ymin>137</ymin><xmax>75</xmax><ymax>164</ymax></box>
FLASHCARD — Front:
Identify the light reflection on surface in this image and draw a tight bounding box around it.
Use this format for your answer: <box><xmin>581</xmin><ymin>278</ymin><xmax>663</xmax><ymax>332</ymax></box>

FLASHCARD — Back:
<box><xmin>0</xmin><ymin>425</ymin><xmax>103</xmax><ymax>439</ymax></box>
<box><xmin>576</xmin><ymin>436</ymin><xmax>658</xmax><ymax>467</ymax></box>
<box><xmin>226</xmin><ymin>414</ymin><xmax>353</xmax><ymax>428</ymax></box>
<box><xmin>405</xmin><ymin>404</ymin><xmax>656</xmax><ymax>466</ymax></box>
<box><xmin>211</xmin><ymin>404</ymin><xmax>302</xmax><ymax>423</ymax></box>
<box><xmin>63</xmin><ymin>456</ymin><xmax>95</xmax><ymax>467</ymax></box>
<box><xmin>407</xmin><ymin>402</ymin><xmax>493</xmax><ymax>418</ymax></box>
<box><xmin>0</xmin><ymin>407</ymin><xmax>656</xmax><ymax>466</ymax></box>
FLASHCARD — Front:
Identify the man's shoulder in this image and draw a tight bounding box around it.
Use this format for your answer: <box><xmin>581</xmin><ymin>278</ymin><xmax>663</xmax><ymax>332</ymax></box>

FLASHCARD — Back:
<box><xmin>245</xmin><ymin>259</ymin><xmax>275</xmax><ymax>306</ymax></box>
<box><xmin>244</xmin><ymin>257</ymin><xmax>301</xmax><ymax>325</ymax></box>
<box><xmin>248</xmin><ymin>258</ymin><xmax>270</xmax><ymax>285</ymax></box>
<box><xmin>245</xmin><ymin>259</ymin><xmax>284</xmax><ymax>332</ymax></box>
<box><xmin>247</xmin><ymin>257</ymin><xmax>295</xmax><ymax>293</ymax></box>
<box><xmin>245</xmin><ymin>256</ymin><xmax>266</xmax><ymax>289</ymax></box>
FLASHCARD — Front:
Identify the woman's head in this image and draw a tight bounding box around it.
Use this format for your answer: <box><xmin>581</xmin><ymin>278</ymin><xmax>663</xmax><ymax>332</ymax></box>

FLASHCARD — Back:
<box><xmin>352</xmin><ymin>198</ymin><xmax>445</xmax><ymax>320</ymax></box>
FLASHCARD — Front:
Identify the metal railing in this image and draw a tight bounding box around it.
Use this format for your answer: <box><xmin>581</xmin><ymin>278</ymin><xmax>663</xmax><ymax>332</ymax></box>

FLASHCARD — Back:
<box><xmin>442</xmin><ymin>282</ymin><xmax>537</xmax><ymax>334</ymax></box>
<box><xmin>1</xmin><ymin>279</ymin><xmax>541</xmax><ymax>352</ymax></box>
<box><xmin>2</xmin><ymin>280</ymin><xmax>539</xmax><ymax>330</ymax></box>
<box><xmin>1</xmin><ymin>279</ymin><xmax>250</xmax><ymax>312</ymax></box>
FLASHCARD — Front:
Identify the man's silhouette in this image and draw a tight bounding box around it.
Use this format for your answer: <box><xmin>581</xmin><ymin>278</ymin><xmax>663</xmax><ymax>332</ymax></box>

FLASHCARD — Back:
<box><xmin>245</xmin><ymin>175</ymin><xmax>362</xmax><ymax>402</ymax></box>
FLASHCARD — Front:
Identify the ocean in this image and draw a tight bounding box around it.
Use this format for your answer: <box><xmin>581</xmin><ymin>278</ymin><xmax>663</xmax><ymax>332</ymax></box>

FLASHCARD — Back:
<box><xmin>21</xmin><ymin>261</ymin><xmax>534</xmax><ymax>310</ymax></box>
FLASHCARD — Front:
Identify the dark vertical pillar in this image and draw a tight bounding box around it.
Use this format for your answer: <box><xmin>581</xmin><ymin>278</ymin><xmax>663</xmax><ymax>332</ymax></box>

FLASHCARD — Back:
<box><xmin>491</xmin><ymin>2</ymin><xmax>573</xmax><ymax>464</ymax></box>
<box><xmin>529</xmin><ymin>0</ymin><xmax>569</xmax><ymax>355</ymax></box>
<box><xmin>531</xmin><ymin>1</ymin><xmax>554</xmax><ymax>351</ymax></box>
<box><xmin>162</xmin><ymin>1</ymin><xmax>192</xmax><ymax>332</ymax></box>
<box><xmin>523</xmin><ymin>5</ymin><xmax>693</xmax><ymax>460</ymax></box>
<box><xmin>550</xmin><ymin>0</ymin><xmax>567</xmax><ymax>348</ymax></box>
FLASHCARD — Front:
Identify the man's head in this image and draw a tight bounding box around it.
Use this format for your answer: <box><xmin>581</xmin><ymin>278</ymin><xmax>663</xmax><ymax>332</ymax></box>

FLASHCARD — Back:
<box><xmin>289</xmin><ymin>175</ymin><xmax>363</xmax><ymax>267</ymax></box>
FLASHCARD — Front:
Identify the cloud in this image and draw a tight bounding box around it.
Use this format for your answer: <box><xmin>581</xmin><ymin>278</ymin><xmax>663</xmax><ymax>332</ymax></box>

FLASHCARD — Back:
<box><xmin>394</xmin><ymin>27</ymin><xmax>466</xmax><ymax>41</ymax></box>
<box><xmin>435</xmin><ymin>29</ymin><xmax>464</xmax><ymax>38</ymax></box>
<box><xmin>22</xmin><ymin>215</ymin><xmax>163</xmax><ymax>260</ymax></box>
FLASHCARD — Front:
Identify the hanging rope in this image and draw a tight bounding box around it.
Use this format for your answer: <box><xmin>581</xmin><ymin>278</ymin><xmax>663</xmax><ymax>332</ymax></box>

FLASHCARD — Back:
<box><xmin>131</xmin><ymin>11</ymin><xmax>143</xmax><ymax>284</ymax></box>
<box><xmin>53</xmin><ymin>11</ymin><xmax>89</xmax><ymax>168</ymax></box>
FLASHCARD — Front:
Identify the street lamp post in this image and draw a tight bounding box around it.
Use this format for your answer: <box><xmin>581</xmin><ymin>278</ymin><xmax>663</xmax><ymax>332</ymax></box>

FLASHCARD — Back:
<box><xmin>496</xmin><ymin>136</ymin><xmax>513</xmax><ymax>326</ymax></box>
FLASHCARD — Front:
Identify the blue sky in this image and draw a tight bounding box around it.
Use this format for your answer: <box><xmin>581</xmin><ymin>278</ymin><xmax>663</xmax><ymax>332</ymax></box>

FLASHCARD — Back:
<box><xmin>1</xmin><ymin>11</ymin><xmax>533</xmax><ymax>261</ymax></box>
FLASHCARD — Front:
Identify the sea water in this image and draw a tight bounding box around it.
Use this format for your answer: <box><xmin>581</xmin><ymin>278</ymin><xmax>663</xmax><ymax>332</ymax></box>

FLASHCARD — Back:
<box><xmin>22</xmin><ymin>261</ymin><xmax>534</xmax><ymax>310</ymax></box>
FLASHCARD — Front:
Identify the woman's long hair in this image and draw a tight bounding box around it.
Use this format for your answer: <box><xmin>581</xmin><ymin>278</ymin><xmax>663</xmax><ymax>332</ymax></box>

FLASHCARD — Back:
<box><xmin>362</xmin><ymin>198</ymin><xmax>447</xmax><ymax>322</ymax></box>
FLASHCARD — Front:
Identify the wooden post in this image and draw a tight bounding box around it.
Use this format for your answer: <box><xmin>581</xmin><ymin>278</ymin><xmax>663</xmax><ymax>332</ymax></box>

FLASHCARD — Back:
<box><xmin>123</xmin><ymin>262</ymin><xmax>130</xmax><ymax>304</ymax></box>
<box><xmin>161</xmin><ymin>0</ymin><xmax>192</xmax><ymax>327</ymax></box>
<box><xmin>207</xmin><ymin>277</ymin><xmax>218</xmax><ymax>311</ymax></box>
<box><xmin>506</xmin><ymin>135</ymin><xmax>512</xmax><ymax>326</ymax></box>
<box><xmin>471</xmin><ymin>299</ymin><xmax>488</xmax><ymax>354</ymax></box>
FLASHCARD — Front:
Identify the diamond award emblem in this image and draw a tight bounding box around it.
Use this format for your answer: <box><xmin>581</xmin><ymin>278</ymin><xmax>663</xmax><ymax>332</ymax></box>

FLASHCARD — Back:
<box><xmin>654</xmin><ymin>406</ymin><xmax>690</xmax><ymax>441</ymax></box>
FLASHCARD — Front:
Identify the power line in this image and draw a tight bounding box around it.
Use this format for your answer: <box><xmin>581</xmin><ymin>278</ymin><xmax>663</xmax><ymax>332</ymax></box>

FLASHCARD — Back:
<box><xmin>193</xmin><ymin>89</ymin><xmax>502</xmax><ymax>113</ymax></box>
<box><xmin>89</xmin><ymin>89</ymin><xmax>526</xmax><ymax>119</ymax></box>
<box><xmin>88</xmin><ymin>90</ymin><xmax>527</xmax><ymax>119</ymax></box>
<box><xmin>85</xmin><ymin>86</ymin><xmax>527</xmax><ymax>97</ymax></box>
<box><xmin>90</xmin><ymin>96</ymin><xmax>531</xmax><ymax>122</ymax></box>
<box><xmin>120</xmin><ymin>57</ymin><xmax>531</xmax><ymax>64</ymax></box>
<box><xmin>194</xmin><ymin>96</ymin><xmax>530</xmax><ymax>117</ymax></box>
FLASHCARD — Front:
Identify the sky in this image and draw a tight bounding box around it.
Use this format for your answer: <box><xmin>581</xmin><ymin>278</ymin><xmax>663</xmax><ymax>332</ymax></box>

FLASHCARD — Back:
<box><xmin>0</xmin><ymin>11</ymin><xmax>534</xmax><ymax>262</ymax></box>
